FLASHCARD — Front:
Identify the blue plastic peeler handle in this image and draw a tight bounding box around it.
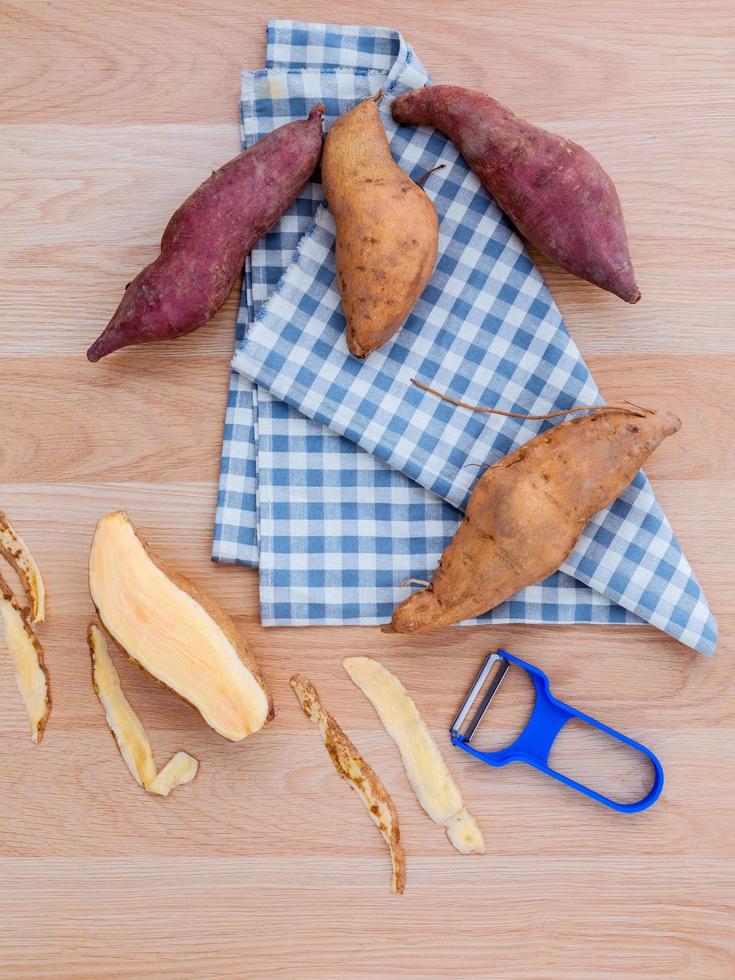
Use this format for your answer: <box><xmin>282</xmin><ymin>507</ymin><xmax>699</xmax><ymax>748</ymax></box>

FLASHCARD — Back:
<box><xmin>451</xmin><ymin>650</ymin><xmax>664</xmax><ymax>813</ymax></box>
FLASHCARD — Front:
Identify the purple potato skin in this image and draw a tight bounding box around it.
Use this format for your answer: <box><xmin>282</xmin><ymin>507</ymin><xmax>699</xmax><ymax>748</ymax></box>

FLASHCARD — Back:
<box><xmin>392</xmin><ymin>86</ymin><xmax>640</xmax><ymax>304</ymax></box>
<box><xmin>87</xmin><ymin>104</ymin><xmax>325</xmax><ymax>361</ymax></box>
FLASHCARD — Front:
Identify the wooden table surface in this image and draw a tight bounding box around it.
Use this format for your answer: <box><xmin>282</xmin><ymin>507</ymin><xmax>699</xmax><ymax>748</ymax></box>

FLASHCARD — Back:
<box><xmin>1</xmin><ymin>1</ymin><xmax>733</xmax><ymax>976</ymax></box>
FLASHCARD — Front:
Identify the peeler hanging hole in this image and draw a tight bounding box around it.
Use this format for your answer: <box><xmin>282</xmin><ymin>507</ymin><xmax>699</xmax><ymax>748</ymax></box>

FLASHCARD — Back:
<box><xmin>547</xmin><ymin>717</ymin><xmax>659</xmax><ymax>807</ymax></box>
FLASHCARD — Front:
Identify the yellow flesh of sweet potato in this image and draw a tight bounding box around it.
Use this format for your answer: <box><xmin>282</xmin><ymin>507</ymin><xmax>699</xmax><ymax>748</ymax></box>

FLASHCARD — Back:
<box><xmin>343</xmin><ymin>657</ymin><xmax>484</xmax><ymax>854</ymax></box>
<box><xmin>89</xmin><ymin>625</ymin><xmax>199</xmax><ymax>796</ymax></box>
<box><xmin>290</xmin><ymin>673</ymin><xmax>406</xmax><ymax>894</ymax></box>
<box><xmin>0</xmin><ymin>573</ymin><xmax>50</xmax><ymax>743</ymax></box>
<box><xmin>0</xmin><ymin>513</ymin><xmax>46</xmax><ymax>623</ymax></box>
<box><xmin>89</xmin><ymin>512</ymin><xmax>272</xmax><ymax>742</ymax></box>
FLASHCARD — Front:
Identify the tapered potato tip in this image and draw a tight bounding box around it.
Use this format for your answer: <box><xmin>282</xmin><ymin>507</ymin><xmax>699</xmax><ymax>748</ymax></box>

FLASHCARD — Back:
<box><xmin>659</xmin><ymin>411</ymin><xmax>682</xmax><ymax>437</ymax></box>
<box><xmin>87</xmin><ymin>337</ymin><xmax>110</xmax><ymax>362</ymax></box>
<box><xmin>86</xmin><ymin>321</ymin><xmax>127</xmax><ymax>362</ymax></box>
<box><xmin>388</xmin><ymin>587</ymin><xmax>442</xmax><ymax>635</ymax></box>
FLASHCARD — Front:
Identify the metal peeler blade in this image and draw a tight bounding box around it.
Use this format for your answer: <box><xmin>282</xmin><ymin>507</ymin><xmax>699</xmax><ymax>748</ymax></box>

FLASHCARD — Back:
<box><xmin>450</xmin><ymin>652</ymin><xmax>511</xmax><ymax>743</ymax></box>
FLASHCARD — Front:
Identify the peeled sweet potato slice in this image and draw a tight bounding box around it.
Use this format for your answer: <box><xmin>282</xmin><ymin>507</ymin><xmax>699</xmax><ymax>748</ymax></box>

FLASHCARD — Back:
<box><xmin>0</xmin><ymin>512</ymin><xmax>46</xmax><ymax>623</ymax></box>
<box><xmin>290</xmin><ymin>673</ymin><xmax>406</xmax><ymax>895</ymax></box>
<box><xmin>89</xmin><ymin>512</ymin><xmax>273</xmax><ymax>742</ymax></box>
<box><xmin>0</xmin><ymin>573</ymin><xmax>50</xmax><ymax>743</ymax></box>
<box><xmin>343</xmin><ymin>657</ymin><xmax>484</xmax><ymax>854</ymax></box>
<box><xmin>89</xmin><ymin>625</ymin><xmax>199</xmax><ymax>796</ymax></box>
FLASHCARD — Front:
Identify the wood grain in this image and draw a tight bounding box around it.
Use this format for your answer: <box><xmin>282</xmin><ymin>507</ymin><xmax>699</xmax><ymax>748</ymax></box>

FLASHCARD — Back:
<box><xmin>0</xmin><ymin>1</ymin><xmax>733</xmax><ymax>976</ymax></box>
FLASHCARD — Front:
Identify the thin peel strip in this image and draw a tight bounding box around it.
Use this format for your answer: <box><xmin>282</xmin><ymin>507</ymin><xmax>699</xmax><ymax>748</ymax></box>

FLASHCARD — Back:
<box><xmin>89</xmin><ymin>624</ymin><xmax>156</xmax><ymax>787</ymax></box>
<box><xmin>343</xmin><ymin>657</ymin><xmax>485</xmax><ymax>855</ymax></box>
<box><xmin>290</xmin><ymin>673</ymin><xmax>406</xmax><ymax>895</ymax></box>
<box><xmin>88</xmin><ymin>624</ymin><xmax>198</xmax><ymax>796</ymax></box>
<box><xmin>0</xmin><ymin>574</ymin><xmax>50</xmax><ymax>743</ymax></box>
<box><xmin>0</xmin><ymin>513</ymin><xmax>46</xmax><ymax>623</ymax></box>
<box><xmin>148</xmin><ymin>752</ymin><xmax>199</xmax><ymax>797</ymax></box>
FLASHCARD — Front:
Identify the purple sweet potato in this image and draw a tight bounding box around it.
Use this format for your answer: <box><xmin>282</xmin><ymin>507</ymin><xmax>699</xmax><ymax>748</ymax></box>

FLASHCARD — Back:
<box><xmin>392</xmin><ymin>86</ymin><xmax>640</xmax><ymax>303</ymax></box>
<box><xmin>87</xmin><ymin>104</ymin><xmax>325</xmax><ymax>362</ymax></box>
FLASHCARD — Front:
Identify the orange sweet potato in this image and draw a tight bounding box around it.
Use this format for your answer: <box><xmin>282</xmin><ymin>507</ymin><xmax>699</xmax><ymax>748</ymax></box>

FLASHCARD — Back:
<box><xmin>387</xmin><ymin>405</ymin><xmax>679</xmax><ymax>634</ymax></box>
<box><xmin>322</xmin><ymin>96</ymin><xmax>438</xmax><ymax>357</ymax></box>
<box><xmin>87</xmin><ymin>105</ymin><xmax>324</xmax><ymax>361</ymax></box>
<box><xmin>392</xmin><ymin>86</ymin><xmax>640</xmax><ymax>303</ymax></box>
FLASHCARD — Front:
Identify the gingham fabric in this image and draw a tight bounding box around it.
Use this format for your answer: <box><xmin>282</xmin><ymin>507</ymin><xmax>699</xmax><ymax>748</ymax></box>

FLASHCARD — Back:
<box><xmin>214</xmin><ymin>21</ymin><xmax>717</xmax><ymax>654</ymax></box>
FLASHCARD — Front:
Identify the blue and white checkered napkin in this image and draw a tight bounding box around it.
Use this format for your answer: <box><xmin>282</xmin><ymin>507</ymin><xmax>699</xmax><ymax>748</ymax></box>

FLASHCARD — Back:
<box><xmin>213</xmin><ymin>20</ymin><xmax>717</xmax><ymax>654</ymax></box>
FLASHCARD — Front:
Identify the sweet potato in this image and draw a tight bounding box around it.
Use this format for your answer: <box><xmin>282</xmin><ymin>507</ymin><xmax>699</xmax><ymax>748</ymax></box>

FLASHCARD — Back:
<box><xmin>322</xmin><ymin>96</ymin><xmax>438</xmax><ymax>357</ymax></box>
<box><xmin>392</xmin><ymin>85</ymin><xmax>640</xmax><ymax>303</ymax></box>
<box><xmin>89</xmin><ymin>511</ymin><xmax>273</xmax><ymax>741</ymax></box>
<box><xmin>87</xmin><ymin>105</ymin><xmax>324</xmax><ymax>361</ymax></box>
<box><xmin>387</xmin><ymin>405</ymin><xmax>680</xmax><ymax>633</ymax></box>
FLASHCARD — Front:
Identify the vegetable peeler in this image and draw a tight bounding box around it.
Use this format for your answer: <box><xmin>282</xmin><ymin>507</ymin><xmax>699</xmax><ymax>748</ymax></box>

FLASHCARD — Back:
<box><xmin>450</xmin><ymin>650</ymin><xmax>664</xmax><ymax>813</ymax></box>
